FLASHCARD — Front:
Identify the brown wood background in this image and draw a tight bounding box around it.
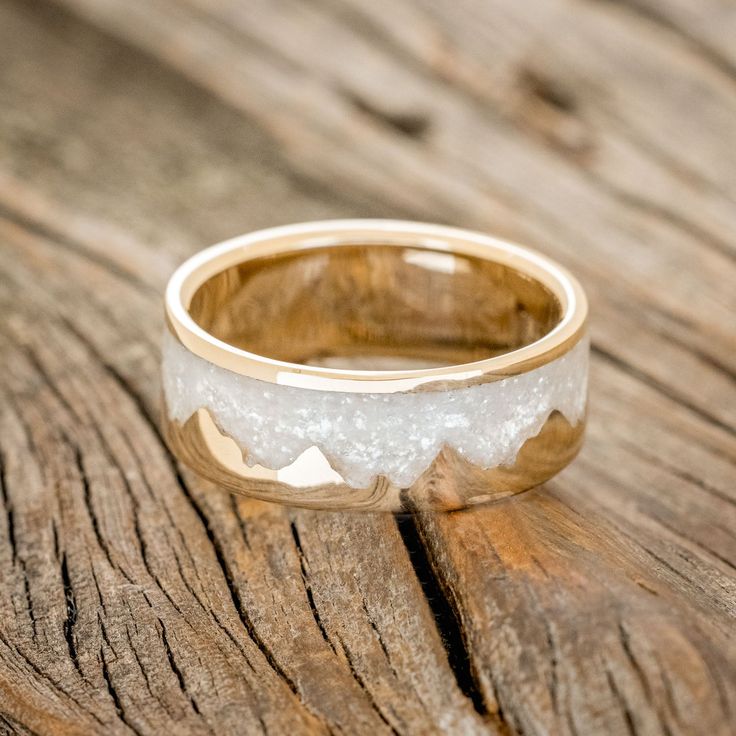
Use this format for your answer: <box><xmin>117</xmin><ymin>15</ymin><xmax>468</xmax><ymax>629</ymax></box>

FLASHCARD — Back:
<box><xmin>1</xmin><ymin>0</ymin><xmax>735</xmax><ymax>733</ymax></box>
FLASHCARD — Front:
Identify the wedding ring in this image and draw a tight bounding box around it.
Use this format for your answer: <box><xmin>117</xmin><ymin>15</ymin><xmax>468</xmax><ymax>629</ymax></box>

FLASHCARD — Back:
<box><xmin>162</xmin><ymin>220</ymin><xmax>588</xmax><ymax>511</ymax></box>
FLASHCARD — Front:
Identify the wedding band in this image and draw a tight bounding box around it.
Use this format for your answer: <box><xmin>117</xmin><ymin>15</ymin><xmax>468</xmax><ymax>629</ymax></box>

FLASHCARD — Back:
<box><xmin>162</xmin><ymin>220</ymin><xmax>588</xmax><ymax>512</ymax></box>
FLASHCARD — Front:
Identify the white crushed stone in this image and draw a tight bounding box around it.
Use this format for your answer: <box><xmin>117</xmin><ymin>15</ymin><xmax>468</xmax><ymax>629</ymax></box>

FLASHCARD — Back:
<box><xmin>162</xmin><ymin>332</ymin><xmax>588</xmax><ymax>488</ymax></box>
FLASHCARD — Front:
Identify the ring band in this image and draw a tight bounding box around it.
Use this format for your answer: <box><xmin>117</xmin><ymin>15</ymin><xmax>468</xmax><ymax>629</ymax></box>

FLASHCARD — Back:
<box><xmin>162</xmin><ymin>220</ymin><xmax>588</xmax><ymax>511</ymax></box>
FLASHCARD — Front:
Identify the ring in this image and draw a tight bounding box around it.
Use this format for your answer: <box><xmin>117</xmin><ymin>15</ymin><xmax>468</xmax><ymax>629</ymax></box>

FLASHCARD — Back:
<box><xmin>162</xmin><ymin>220</ymin><xmax>588</xmax><ymax>512</ymax></box>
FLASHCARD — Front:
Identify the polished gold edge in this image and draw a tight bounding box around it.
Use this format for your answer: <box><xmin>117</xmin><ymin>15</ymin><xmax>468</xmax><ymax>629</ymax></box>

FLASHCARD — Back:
<box><xmin>164</xmin><ymin>220</ymin><xmax>588</xmax><ymax>393</ymax></box>
<box><xmin>163</xmin><ymin>405</ymin><xmax>586</xmax><ymax>512</ymax></box>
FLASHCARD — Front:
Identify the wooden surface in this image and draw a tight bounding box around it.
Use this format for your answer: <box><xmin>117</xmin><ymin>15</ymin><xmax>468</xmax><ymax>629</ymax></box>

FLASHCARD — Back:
<box><xmin>1</xmin><ymin>0</ymin><xmax>735</xmax><ymax>733</ymax></box>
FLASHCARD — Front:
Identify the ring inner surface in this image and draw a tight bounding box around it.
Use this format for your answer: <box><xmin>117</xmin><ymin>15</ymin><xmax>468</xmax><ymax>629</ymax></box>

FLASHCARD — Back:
<box><xmin>188</xmin><ymin>245</ymin><xmax>562</xmax><ymax>370</ymax></box>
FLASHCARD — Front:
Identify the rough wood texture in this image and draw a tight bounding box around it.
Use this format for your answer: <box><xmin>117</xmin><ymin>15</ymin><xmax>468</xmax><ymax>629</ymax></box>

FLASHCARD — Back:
<box><xmin>0</xmin><ymin>0</ymin><xmax>734</xmax><ymax>733</ymax></box>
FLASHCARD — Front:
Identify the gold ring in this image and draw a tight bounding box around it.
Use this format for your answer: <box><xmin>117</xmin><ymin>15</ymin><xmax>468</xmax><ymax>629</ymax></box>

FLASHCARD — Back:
<box><xmin>162</xmin><ymin>220</ymin><xmax>588</xmax><ymax>511</ymax></box>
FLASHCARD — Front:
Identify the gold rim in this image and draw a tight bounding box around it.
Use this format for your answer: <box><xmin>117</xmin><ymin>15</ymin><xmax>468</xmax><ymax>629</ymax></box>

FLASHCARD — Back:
<box><xmin>165</xmin><ymin>219</ymin><xmax>588</xmax><ymax>393</ymax></box>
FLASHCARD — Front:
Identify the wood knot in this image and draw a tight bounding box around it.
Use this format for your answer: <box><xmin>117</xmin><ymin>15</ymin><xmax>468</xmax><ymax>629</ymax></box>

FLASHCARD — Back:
<box><xmin>345</xmin><ymin>91</ymin><xmax>431</xmax><ymax>139</ymax></box>
<box><xmin>514</xmin><ymin>68</ymin><xmax>595</xmax><ymax>159</ymax></box>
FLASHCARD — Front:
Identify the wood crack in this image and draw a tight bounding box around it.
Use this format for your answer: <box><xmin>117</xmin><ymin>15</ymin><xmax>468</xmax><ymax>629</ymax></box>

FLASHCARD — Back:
<box><xmin>289</xmin><ymin>522</ymin><xmax>337</xmax><ymax>655</ymax></box>
<box><xmin>604</xmin><ymin>666</ymin><xmax>638</xmax><ymax>736</ymax></box>
<box><xmin>525</xmin><ymin>577</ymin><xmax>561</xmax><ymax>717</ymax></box>
<box><xmin>60</xmin><ymin>552</ymin><xmax>82</xmax><ymax>678</ymax></box>
<box><xmin>99</xmin><ymin>640</ymin><xmax>141</xmax><ymax>736</ymax></box>
<box><xmin>656</xmin><ymin>329</ymin><xmax>736</xmax><ymax>386</ymax></box>
<box><xmin>593</xmin><ymin>0</ymin><xmax>736</xmax><ymax>84</ymax></box>
<box><xmin>0</xmin><ymin>628</ymin><xmax>105</xmax><ymax>728</ymax></box>
<box><xmin>173</xmin><ymin>472</ymin><xmax>301</xmax><ymax>698</ymax></box>
<box><xmin>653</xmin><ymin>656</ymin><xmax>683</xmax><ymax>735</ymax></box>
<box><xmin>638</xmin><ymin>544</ymin><xmax>693</xmax><ymax>587</ymax></box>
<box><xmin>343</xmin><ymin>91</ymin><xmax>430</xmax><ymax>139</ymax></box>
<box><xmin>576</xmin><ymin>164</ymin><xmax>736</xmax><ymax>265</ymax></box>
<box><xmin>332</xmin><ymin>633</ymin><xmax>400</xmax><ymax>735</ymax></box>
<box><xmin>123</xmin><ymin>623</ymin><xmax>158</xmax><ymax>706</ymax></box>
<box><xmin>617</xmin><ymin>622</ymin><xmax>653</xmax><ymax>704</ymax></box>
<box><xmin>592</xmin><ymin>345</ymin><xmax>736</xmax><ymax>437</ymax></box>
<box><xmin>229</xmin><ymin>496</ymin><xmax>252</xmax><ymax>551</ymax></box>
<box><xmin>73</xmin><ymin>445</ymin><xmax>135</xmax><ymax>587</ymax></box>
<box><xmin>14</xmin><ymin>342</ymin><xmax>86</xmax><ymax>427</ymax></box>
<box><xmin>651</xmin><ymin>513</ymin><xmax>735</xmax><ymax>572</ymax></box>
<box><xmin>158</xmin><ymin>619</ymin><xmax>202</xmax><ymax>717</ymax></box>
<box><xmin>20</xmin><ymin>574</ymin><xmax>37</xmax><ymax>644</ymax></box>
<box><xmin>0</xmin><ymin>437</ymin><xmax>38</xmax><ymax>647</ymax></box>
<box><xmin>615</xmin><ymin>437</ymin><xmax>736</xmax><ymax>508</ymax></box>
<box><xmin>0</xmin><ymin>451</ymin><xmax>18</xmax><ymax>567</ymax></box>
<box><xmin>394</xmin><ymin>514</ymin><xmax>488</xmax><ymax>717</ymax></box>
<box><xmin>360</xmin><ymin>600</ymin><xmax>396</xmax><ymax>679</ymax></box>
<box><xmin>0</xmin><ymin>203</ymin><xmax>157</xmax><ymax>296</ymax></box>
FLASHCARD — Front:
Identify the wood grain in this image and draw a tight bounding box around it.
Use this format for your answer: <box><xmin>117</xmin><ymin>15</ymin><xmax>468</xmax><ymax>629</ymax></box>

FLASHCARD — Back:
<box><xmin>0</xmin><ymin>0</ymin><xmax>734</xmax><ymax>733</ymax></box>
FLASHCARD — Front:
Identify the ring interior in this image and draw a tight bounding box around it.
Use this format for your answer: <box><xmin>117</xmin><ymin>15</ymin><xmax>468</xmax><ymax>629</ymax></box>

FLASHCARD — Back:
<box><xmin>187</xmin><ymin>245</ymin><xmax>563</xmax><ymax>370</ymax></box>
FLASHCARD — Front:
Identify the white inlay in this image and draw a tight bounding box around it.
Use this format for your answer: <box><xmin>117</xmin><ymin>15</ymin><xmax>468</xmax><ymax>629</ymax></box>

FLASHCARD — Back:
<box><xmin>162</xmin><ymin>333</ymin><xmax>588</xmax><ymax>488</ymax></box>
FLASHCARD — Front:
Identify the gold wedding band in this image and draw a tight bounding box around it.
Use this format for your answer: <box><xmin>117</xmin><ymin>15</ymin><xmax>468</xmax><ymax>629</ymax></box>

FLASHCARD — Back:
<box><xmin>162</xmin><ymin>220</ymin><xmax>588</xmax><ymax>511</ymax></box>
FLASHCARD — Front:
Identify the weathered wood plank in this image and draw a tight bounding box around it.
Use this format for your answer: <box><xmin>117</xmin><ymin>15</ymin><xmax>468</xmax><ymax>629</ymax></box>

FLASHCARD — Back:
<box><xmin>0</xmin><ymin>0</ymin><xmax>734</xmax><ymax>733</ymax></box>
